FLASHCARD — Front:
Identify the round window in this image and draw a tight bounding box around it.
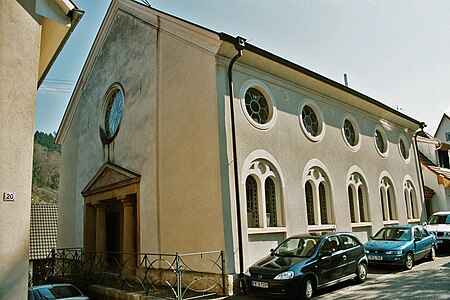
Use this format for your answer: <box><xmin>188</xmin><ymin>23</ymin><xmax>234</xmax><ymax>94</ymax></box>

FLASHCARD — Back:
<box><xmin>302</xmin><ymin>105</ymin><xmax>319</xmax><ymax>137</ymax></box>
<box><xmin>373</xmin><ymin>126</ymin><xmax>388</xmax><ymax>157</ymax></box>
<box><xmin>245</xmin><ymin>87</ymin><xmax>270</xmax><ymax>124</ymax></box>
<box><xmin>240</xmin><ymin>80</ymin><xmax>277</xmax><ymax>130</ymax></box>
<box><xmin>344</xmin><ymin>119</ymin><xmax>356</xmax><ymax>146</ymax></box>
<box><xmin>375</xmin><ymin>130</ymin><xmax>385</xmax><ymax>153</ymax></box>
<box><xmin>341</xmin><ymin>115</ymin><xmax>360</xmax><ymax>151</ymax></box>
<box><xmin>101</xmin><ymin>84</ymin><xmax>124</xmax><ymax>144</ymax></box>
<box><xmin>298</xmin><ymin>99</ymin><xmax>325</xmax><ymax>142</ymax></box>
<box><xmin>399</xmin><ymin>136</ymin><xmax>410</xmax><ymax>160</ymax></box>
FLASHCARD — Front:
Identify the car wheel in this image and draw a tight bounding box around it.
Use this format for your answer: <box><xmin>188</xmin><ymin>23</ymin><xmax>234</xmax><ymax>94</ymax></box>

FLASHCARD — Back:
<box><xmin>354</xmin><ymin>262</ymin><xmax>368</xmax><ymax>283</ymax></box>
<box><xmin>404</xmin><ymin>252</ymin><xmax>414</xmax><ymax>270</ymax></box>
<box><xmin>299</xmin><ymin>277</ymin><xmax>314</xmax><ymax>300</ymax></box>
<box><xmin>428</xmin><ymin>246</ymin><xmax>436</xmax><ymax>261</ymax></box>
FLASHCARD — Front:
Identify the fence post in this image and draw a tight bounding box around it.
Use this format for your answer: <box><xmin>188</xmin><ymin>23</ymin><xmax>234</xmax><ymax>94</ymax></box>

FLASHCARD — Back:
<box><xmin>177</xmin><ymin>253</ymin><xmax>182</xmax><ymax>300</ymax></box>
<box><xmin>221</xmin><ymin>251</ymin><xmax>225</xmax><ymax>296</ymax></box>
<box><xmin>61</xmin><ymin>249</ymin><xmax>66</xmax><ymax>276</ymax></box>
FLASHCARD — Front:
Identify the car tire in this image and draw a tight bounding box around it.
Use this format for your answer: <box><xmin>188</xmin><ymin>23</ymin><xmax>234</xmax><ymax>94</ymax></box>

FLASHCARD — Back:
<box><xmin>354</xmin><ymin>262</ymin><xmax>368</xmax><ymax>283</ymax></box>
<box><xmin>404</xmin><ymin>252</ymin><xmax>414</xmax><ymax>270</ymax></box>
<box><xmin>428</xmin><ymin>246</ymin><xmax>436</xmax><ymax>261</ymax></box>
<box><xmin>298</xmin><ymin>277</ymin><xmax>314</xmax><ymax>300</ymax></box>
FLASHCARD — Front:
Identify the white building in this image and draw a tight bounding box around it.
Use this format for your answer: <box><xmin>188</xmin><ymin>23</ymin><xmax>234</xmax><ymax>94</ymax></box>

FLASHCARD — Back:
<box><xmin>56</xmin><ymin>0</ymin><xmax>426</xmax><ymax>295</ymax></box>
<box><xmin>417</xmin><ymin>114</ymin><xmax>450</xmax><ymax>215</ymax></box>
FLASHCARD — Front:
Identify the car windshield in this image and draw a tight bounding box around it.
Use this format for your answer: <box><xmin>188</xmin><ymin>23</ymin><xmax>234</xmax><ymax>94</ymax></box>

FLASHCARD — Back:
<box><xmin>428</xmin><ymin>214</ymin><xmax>450</xmax><ymax>225</ymax></box>
<box><xmin>273</xmin><ymin>237</ymin><xmax>320</xmax><ymax>258</ymax></box>
<box><xmin>35</xmin><ymin>285</ymin><xmax>83</xmax><ymax>299</ymax></box>
<box><xmin>373</xmin><ymin>228</ymin><xmax>411</xmax><ymax>241</ymax></box>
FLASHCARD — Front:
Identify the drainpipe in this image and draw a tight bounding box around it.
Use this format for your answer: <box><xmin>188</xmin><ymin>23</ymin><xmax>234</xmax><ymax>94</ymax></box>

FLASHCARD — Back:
<box><xmin>226</xmin><ymin>36</ymin><xmax>246</xmax><ymax>292</ymax></box>
<box><xmin>414</xmin><ymin>122</ymin><xmax>427</xmax><ymax>218</ymax></box>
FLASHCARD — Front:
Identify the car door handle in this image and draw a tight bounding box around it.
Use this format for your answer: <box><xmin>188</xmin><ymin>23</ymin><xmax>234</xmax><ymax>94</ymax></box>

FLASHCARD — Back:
<box><xmin>342</xmin><ymin>255</ymin><xmax>347</xmax><ymax>261</ymax></box>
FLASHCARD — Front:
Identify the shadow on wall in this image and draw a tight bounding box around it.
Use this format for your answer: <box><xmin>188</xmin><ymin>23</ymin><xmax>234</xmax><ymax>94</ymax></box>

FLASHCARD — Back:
<box><xmin>0</xmin><ymin>247</ymin><xmax>29</xmax><ymax>298</ymax></box>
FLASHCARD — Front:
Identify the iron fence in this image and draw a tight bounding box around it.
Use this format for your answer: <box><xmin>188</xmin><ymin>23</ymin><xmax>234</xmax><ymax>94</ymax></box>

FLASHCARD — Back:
<box><xmin>36</xmin><ymin>248</ymin><xmax>225</xmax><ymax>300</ymax></box>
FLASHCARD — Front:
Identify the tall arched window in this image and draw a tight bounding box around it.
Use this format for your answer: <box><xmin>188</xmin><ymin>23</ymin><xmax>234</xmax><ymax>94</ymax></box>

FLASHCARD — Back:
<box><xmin>244</xmin><ymin>159</ymin><xmax>283</xmax><ymax>228</ymax></box>
<box><xmin>404</xmin><ymin>180</ymin><xmax>418</xmax><ymax>219</ymax></box>
<box><xmin>305</xmin><ymin>181</ymin><xmax>315</xmax><ymax>225</ymax></box>
<box><xmin>347</xmin><ymin>172</ymin><xmax>370</xmax><ymax>223</ymax></box>
<box><xmin>380</xmin><ymin>177</ymin><xmax>397</xmax><ymax>222</ymax></box>
<box><xmin>304</xmin><ymin>167</ymin><xmax>334</xmax><ymax>226</ymax></box>
<box><xmin>265</xmin><ymin>178</ymin><xmax>277</xmax><ymax>227</ymax></box>
<box><xmin>246</xmin><ymin>176</ymin><xmax>258</xmax><ymax>228</ymax></box>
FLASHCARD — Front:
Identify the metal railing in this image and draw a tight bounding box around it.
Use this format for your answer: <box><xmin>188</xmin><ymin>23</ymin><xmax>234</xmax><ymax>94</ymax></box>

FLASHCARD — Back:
<box><xmin>36</xmin><ymin>248</ymin><xmax>225</xmax><ymax>300</ymax></box>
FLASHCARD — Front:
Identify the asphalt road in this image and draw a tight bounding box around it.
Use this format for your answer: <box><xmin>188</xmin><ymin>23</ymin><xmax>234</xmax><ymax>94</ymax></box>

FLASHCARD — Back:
<box><xmin>231</xmin><ymin>251</ymin><xmax>450</xmax><ymax>300</ymax></box>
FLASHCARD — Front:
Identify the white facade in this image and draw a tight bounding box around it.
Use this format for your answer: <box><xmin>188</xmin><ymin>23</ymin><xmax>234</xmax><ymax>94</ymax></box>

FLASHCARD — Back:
<box><xmin>56</xmin><ymin>0</ymin><xmax>425</xmax><ymax>293</ymax></box>
<box><xmin>417</xmin><ymin>115</ymin><xmax>450</xmax><ymax>215</ymax></box>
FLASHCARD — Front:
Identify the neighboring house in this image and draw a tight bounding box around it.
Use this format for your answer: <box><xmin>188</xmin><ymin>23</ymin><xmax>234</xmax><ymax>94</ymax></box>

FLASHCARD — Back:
<box><xmin>56</xmin><ymin>0</ymin><xmax>426</xmax><ymax>295</ymax></box>
<box><xmin>0</xmin><ymin>1</ymin><xmax>82</xmax><ymax>298</ymax></box>
<box><xmin>29</xmin><ymin>204</ymin><xmax>58</xmax><ymax>285</ymax></box>
<box><xmin>417</xmin><ymin>114</ymin><xmax>450</xmax><ymax>215</ymax></box>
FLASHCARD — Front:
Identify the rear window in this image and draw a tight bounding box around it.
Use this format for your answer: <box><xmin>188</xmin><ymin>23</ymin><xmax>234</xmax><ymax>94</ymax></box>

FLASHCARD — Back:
<box><xmin>34</xmin><ymin>285</ymin><xmax>83</xmax><ymax>299</ymax></box>
<box><xmin>429</xmin><ymin>214</ymin><xmax>450</xmax><ymax>225</ymax></box>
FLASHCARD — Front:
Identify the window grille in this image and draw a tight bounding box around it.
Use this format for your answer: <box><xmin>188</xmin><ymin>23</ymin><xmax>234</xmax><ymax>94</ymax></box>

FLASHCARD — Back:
<box><xmin>265</xmin><ymin>178</ymin><xmax>277</xmax><ymax>227</ymax></box>
<box><xmin>344</xmin><ymin>119</ymin><xmax>356</xmax><ymax>146</ymax></box>
<box><xmin>348</xmin><ymin>186</ymin><xmax>356</xmax><ymax>223</ymax></box>
<box><xmin>245</xmin><ymin>88</ymin><xmax>269</xmax><ymax>124</ymax></box>
<box><xmin>302</xmin><ymin>105</ymin><xmax>319</xmax><ymax>137</ymax></box>
<box><xmin>246</xmin><ymin>176</ymin><xmax>259</xmax><ymax>228</ymax></box>
<box><xmin>358</xmin><ymin>186</ymin><xmax>366</xmax><ymax>222</ymax></box>
<box><xmin>305</xmin><ymin>181</ymin><xmax>315</xmax><ymax>225</ymax></box>
<box><xmin>319</xmin><ymin>183</ymin><xmax>328</xmax><ymax>224</ymax></box>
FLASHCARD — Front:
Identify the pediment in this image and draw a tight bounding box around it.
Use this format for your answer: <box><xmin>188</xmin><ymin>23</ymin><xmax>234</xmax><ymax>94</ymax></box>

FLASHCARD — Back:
<box><xmin>82</xmin><ymin>162</ymin><xmax>140</xmax><ymax>195</ymax></box>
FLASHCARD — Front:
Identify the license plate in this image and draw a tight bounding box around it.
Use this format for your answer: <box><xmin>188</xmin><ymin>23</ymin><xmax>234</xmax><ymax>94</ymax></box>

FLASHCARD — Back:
<box><xmin>369</xmin><ymin>255</ymin><xmax>383</xmax><ymax>261</ymax></box>
<box><xmin>438</xmin><ymin>240</ymin><xmax>443</xmax><ymax>244</ymax></box>
<box><xmin>252</xmin><ymin>281</ymin><xmax>269</xmax><ymax>288</ymax></box>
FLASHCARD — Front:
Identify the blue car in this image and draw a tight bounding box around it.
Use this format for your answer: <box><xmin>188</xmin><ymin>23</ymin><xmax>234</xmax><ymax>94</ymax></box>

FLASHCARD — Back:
<box><xmin>364</xmin><ymin>225</ymin><xmax>437</xmax><ymax>270</ymax></box>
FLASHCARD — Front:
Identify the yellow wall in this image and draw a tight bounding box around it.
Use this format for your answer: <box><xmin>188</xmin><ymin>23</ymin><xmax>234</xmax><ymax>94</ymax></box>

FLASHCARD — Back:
<box><xmin>0</xmin><ymin>1</ymin><xmax>40</xmax><ymax>298</ymax></box>
<box><xmin>157</xmin><ymin>29</ymin><xmax>225</xmax><ymax>254</ymax></box>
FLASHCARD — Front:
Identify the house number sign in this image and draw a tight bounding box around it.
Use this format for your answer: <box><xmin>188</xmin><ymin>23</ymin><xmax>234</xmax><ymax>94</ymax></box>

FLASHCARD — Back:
<box><xmin>3</xmin><ymin>192</ymin><xmax>16</xmax><ymax>201</ymax></box>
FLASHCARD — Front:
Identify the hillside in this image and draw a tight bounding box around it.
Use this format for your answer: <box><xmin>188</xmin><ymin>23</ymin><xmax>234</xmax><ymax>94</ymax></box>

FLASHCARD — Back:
<box><xmin>32</xmin><ymin>132</ymin><xmax>60</xmax><ymax>204</ymax></box>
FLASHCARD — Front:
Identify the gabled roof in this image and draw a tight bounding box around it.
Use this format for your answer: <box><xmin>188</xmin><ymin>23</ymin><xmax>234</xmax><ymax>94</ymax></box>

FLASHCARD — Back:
<box><xmin>56</xmin><ymin>0</ymin><xmax>423</xmax><ymax>144</ymax></box>
<box><xmin>434</xmin><ymin>113</ymin><xmax>450</xmax><ymax>137</ymax></box>
<box><xmin>29</xmin><ymin>204</ymin><xmax>58</xmax><ymax>260</ymax></box>
<box><xmin>82</xmin><ymin>162</ymin><xmax>140</xmax><ymax>196</ymax></box>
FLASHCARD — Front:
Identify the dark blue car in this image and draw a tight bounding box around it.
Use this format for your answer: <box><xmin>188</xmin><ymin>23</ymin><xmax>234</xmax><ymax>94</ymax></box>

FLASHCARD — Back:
<box><xmin>364</xmin><ymin>225</ymin><xmax>436</xmax><ymax>270</ymax></box>
<box><xmin>245</xmin><ymin>232</ymin><xmax>368</xmax><ymax>299</ymax></box>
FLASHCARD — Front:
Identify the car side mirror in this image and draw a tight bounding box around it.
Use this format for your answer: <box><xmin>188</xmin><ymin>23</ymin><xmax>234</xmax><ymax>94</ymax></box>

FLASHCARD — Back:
<box><xmin>369</xmin><ymin>236</ymin><xmax>374</xmax><ymax>240</ymax></box>
<box><xmin>414</xmin><ymin>237</ymin><xmax>422</xmax><ymax>242</ymax></box>
<box><xmin>422</xmin><ymin>222</ymin><xmax>427</xmax><ymax>226</ymax></box>
<box><xmin>270</xmin><ymin>249</ymin><xmax>275</xmax><ymax>255</ymax></box>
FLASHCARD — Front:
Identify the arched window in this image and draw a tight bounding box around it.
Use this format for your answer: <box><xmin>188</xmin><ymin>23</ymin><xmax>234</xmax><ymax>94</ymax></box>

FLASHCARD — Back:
<box><xmin>305</xmin><ymin>181</ymin><xmax>315</xmax><ymax>225</ymax></box>
<box><xmin>244</xmin><ymin>160</ymin><xmax>283</xmax><ymax>228</ymax></box>
<box><xmin>404</xmin><ymin>180</ymin><xmax>418</xmax><ymax>219</ymax></box>
<box><xmin>246</xmin><ymin>176</ymin><xmax>258</xmax><ymax>228</ymax></box>
<box><xmin>304</xmin><ymin>167</ymin><xmax>334</xmax><ymax>226</ymax></box>
<box><xmin>265</xmin><ymin>178</ymin><xmax>277</xmax><ymax>227</ymax></box>
<box><xmin>380</xmin><ymin>177</ymin><xmax>397</xmax><ymax>221</ymax></box>
<box><xmin>348</xmin><ymin>173</ymin><xmax>370</xmax><ymax>223</ymax></box>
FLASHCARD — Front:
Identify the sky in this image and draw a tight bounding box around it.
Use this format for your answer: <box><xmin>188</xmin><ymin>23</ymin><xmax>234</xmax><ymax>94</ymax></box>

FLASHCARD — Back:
<box><xmin>36</xmin><ymin>0</ymin><xmax>450</xmax><ymax>135</ymax></box>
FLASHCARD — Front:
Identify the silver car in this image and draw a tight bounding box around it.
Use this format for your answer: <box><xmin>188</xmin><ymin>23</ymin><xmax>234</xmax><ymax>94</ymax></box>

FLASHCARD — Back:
<box><xmin>28</xmin><ymin>283</ymin><xmax>89</xmax><ymax>300</ymax></box>
<box><xmin>425</xmin><ymin>211</ymin><xmax>450</xmax><ymax>249</ymax></box>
